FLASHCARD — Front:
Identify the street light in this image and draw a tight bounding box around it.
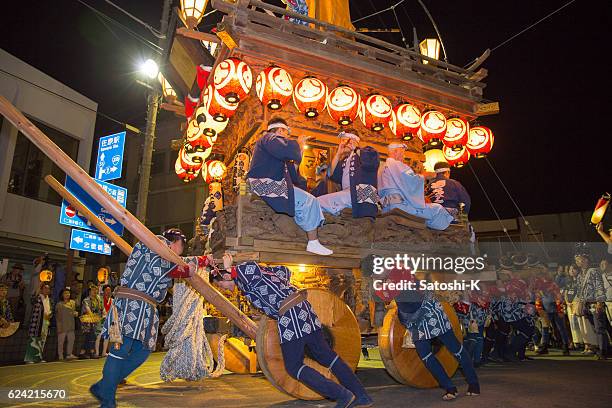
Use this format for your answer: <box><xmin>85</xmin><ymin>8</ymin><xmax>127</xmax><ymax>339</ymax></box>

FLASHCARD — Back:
<box><xmin>140</xmin><ymin>59</ymin><xmax>159</xmax><ymax>79</ymax></box>
<box><xmin>419</xmin><ymin>38</ymin><xmax>441</xmax><ymax>64</ymax></box>
<box><xmin>180</xmin><ymin>0</ymin><xmax>208</xmax><ymax>29</ymax></box>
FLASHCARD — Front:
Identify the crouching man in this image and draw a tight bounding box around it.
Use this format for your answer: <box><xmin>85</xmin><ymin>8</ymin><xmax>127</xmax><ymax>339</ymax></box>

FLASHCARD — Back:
<box><xmin>212</xmin><ymin>255</ymin><xmax>373</xmax><ymax>408</ymax></box>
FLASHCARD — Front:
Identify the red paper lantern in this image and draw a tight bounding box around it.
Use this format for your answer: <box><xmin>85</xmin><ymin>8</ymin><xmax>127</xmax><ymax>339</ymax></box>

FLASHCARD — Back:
<box><xmin>180</xmin><ymin>145</ymin><xmax>203</xmax><ymax>174</ymax></box>
<box><xmin>359</xmin><ymin>94</ymin><xmax>392</xmax><ymax>132</ymax></box>
<box><xmin>202</xmin><ymin>160</ymin><xmax>227</xmax><ymax>183</ymax></box>
<box><xmin>389</xmin><ymin>103</ymin><xmax>421</xmax><ymax>141</ymax></box>
<box><xmin>255</xmin><ymin>65</ymin><xmax>293</xmax><ymax>110</ymax></box>
<box><xmin>327</xmin><ymin>86</ymin><xmax>361</xmax><ymax>126</ymax></box>
<box><xmin>443</xmin><ymin>117</ymin><xmax>469</xmax><ymax>151</ymax></box>
<box><xmin>175</xmin><ymin>155</ymin><xmax>196</xmax><ymax>183</ymax></box>
<box><xmin>185</xmin><ymin>117</ymin><xmax>208</xmax><ymax>153</ymax></box>
<box><xmin>202</xmin><ymin>84</ymin><xmax>238</xmax><ymax>122</ymax></box>
<box><xmin>213</xmin><ymin>57</ymin><xmax>253</xmax><ymax>103</ymax></box>
<box><xmin>293</xmin><ymin>76</ymin><xmax>327</xmax><ymax>118</ymax></box>
<box><xmin>195</xmin><ymin>105</ymin><xmax>227</xmax><ymax>138</ymax></box>
<box><xmin>466</xmin><ymin>126</ymin><xmax>494</xmax><ymax>158</ymax></box>
<box><xmin>419</xmin><ymin>110</ymin><xmax>447</xmax><ymax>147</ymax></box>
<box><xmin>443</xmin><ymin>145</ymin><xmax>470</xmax><ymax>168</ymax></box>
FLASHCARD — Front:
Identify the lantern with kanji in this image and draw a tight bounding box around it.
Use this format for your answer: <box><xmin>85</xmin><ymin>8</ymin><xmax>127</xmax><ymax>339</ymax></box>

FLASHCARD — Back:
<box><xmin>175</xmin><ymin>156</ymin><xmax>196</xmax><ymax>183</ymax></box>
<box><xmin>203</xmin><ymin>160</ymin><xmax>227</xmax><ymax>211</ymax></box>
<box><xmin>97</xmin><ymin>267</ymin><xmax>109</xmax><ymax>283</ymax></box>
<box><xmin>234</xmin><ymin>152</ymin><xmax>250</xmax><ymax>187</ymax></box>
<box><xmin>202</xmin><ymin>85</ymin><xmax>238</xmax><ymax>122</ymax></box>
<box><xmin>293</xmin><ymin>76</ymin><xmax>327</xmax><ymax>118</ymax></box>
<box><xmin>419</xmin><ymin>110</ymin><xmax>447</xmax><ymax>147</ymax></box>
<box><xmin>256</xmin><ymin>65</ymin><xmax>294</xmax><ymax>110</ymax></box>
<box><xmin>443</xmin><ymin>117</ymin><xmax>469</xmax><ymax>151</ymax></box>
<box><xmin>423</xmin><ymin>148</ymin><xmax>446</xmax><ymax>173</ymax></box>
<box><xmin>389</xmin><ymin>102</ymin><xmax>421</xmax><ymax>141</ymax></box>
<box><xmin>213</xmin><ymin>57</ymin><xmax>253</xmax><ymax>103</ymax></box>
<box><xmin>39</xmin><ymin>269</ymin><xmax>53</xmax><ymax>282</ymax></box>
<box><xmin>466</xmin><ymin>126</ymin><xmax>494</xmax><ymax>158</ymax></box>
<box><xmin>195</xmin><ymin>105</ymin><xmax>228</xmax><ymax>137</ymax></box>
<box><xmin>360</xmin><ymin>94</ymin><xmax>392</xmax><ymax>132</ymax></box>
<box><xmin>443</xmin><ymin>145</ymin><xmax>470</xmax><ymax>168</ymax></box>
<box><xmin>327</xmin><ymin>85</ymin><xmax>361</xmax><ymax>126</ymax></box>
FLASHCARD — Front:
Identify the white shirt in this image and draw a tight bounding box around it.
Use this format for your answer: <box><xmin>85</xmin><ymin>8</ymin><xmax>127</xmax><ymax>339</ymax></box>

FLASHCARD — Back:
<box><xmin>341</xmin><ymin>151</ymin><xmax>354</xmax><ymax>190</ymax></box>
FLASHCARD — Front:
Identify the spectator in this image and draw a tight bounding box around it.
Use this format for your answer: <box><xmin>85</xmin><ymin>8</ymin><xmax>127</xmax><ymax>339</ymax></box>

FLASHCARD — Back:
<box><xmin>56</xmin><ymin>288</ymin><xmax>78</xmax><ymax>360</ymax></box>
<box><xmin>0</xmin><ymin>263</ymin><xmax>25</xmax><ymax>324</ymax></box>
<box><xmin>98</xmin><ymin>284</ymin><xmax>113</xmax><ymax>357</ymax></box>
<box><xmin>79</xmin><ymin>284</ymin><xmax>102</xmax><ymax>359</ymax></box>
<box><xmin>599</xmin><ymin>256</ymin><xmax>612</xmax><ymax>338</ymax></box>
<box><xmin>24</xmin><ymin>282</ymin><xmax>52</xmax><ymax>364</ymax></box>
<box><xmin>0</xmin><ymin>283</ymin><xmax>14</xmax><ymax>327</ymax></box>
<box><xmin>564</xmin><ymin>265</ymin><xmax>584</xmax><ymax>350</ymax></box>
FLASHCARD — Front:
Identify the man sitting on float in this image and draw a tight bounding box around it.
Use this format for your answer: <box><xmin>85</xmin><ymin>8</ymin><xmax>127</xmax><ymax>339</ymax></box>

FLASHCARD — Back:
<box><xmin>247</xmin><ymin>117</ymin><xmax>333</xmax><ymax>256</ymax></box>
<box><xmin>428</xmin><ymin>161</ymin><xmax>472</xmax><ymax>222</ymax></box>
<box><xmin>317</xmin><ymin>131</ymin><xmax>379</xmax><ymax>218</ymax></box>
<box><xmin>379</xmin><ymin>143</ymin><xmax>453</xmax><ymax>230</ymax></box>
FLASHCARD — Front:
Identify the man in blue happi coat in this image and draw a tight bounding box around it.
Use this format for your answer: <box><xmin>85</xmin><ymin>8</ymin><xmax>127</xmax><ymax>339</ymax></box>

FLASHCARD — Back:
<box><xmin>317</xmin><ymin>131</ymin><xmax>380</xmax><ymax>218</ymax></box>
<box><xmin>247</xmin><ymin>117</ymin><xmax>332</xmax><ymax>256</ymax></box>
<box><xmin>90</xmin><ymin>229</ymin><xmax>209</xmax><ymax>408</ymax></box>
<box><xmin>212</xmin><ymin>256</ymin><xmax>373</xmax><ymax>408</ymax></box>
<box><xmin>379</xmin><ymin>143</ymin><xmax>453</xmax><ymax>230</ymax></box>
<box><xmin>428</xmin><ymin>161</ymin><xmax>471</xmax><ymax>221</ymax></box>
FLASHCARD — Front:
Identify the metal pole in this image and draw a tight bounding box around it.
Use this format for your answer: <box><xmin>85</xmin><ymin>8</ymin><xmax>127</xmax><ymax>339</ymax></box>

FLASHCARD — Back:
<box><xmin>135</xmin><ymin>0</ymin><xmax>171</xmax><ymax>224</ymax></box>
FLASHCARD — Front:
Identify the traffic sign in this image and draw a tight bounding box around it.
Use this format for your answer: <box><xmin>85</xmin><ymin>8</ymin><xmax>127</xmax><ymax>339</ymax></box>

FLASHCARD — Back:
<box><xmin>59</xmin><ymin>177</ymin><xmax>127</xmax><ymax>236</ymax></box>
<box><xmin>95</xmin><ymin>131</ymin><xmax>126</xmax><ymax>181</ymax></box>
<box><xmin>70</xmin><ymin>229</ymin><xmax>112</xmax><ymax>255</ymax></box>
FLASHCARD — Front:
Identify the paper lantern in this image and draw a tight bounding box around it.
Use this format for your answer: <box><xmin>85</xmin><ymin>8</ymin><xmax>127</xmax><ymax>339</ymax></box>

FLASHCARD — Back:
<box><xmin>175</xmin><ymin>156</ymin><xmax>196</xmax><ymax>183</ymax></box>
<box><xmin>443</xmin><ymin>145</ymin><xmax>470</xmax><ymax>168</ymax></box>
<box><xmin>466</xmin><ymin>126</ymin><xmax>494</xmax><ymax>158</ymax></box>
<box><xmin>293</xmin><ymin>76</ymin><xmax>327</xmax><ymax>118</ymax></box>
<box><xmin>419</xmin><ymin>110</ymin><xmax>447</xmax><ymax>147</ymax></box>
<box><xmin>360</xmin><ymin>94</ymin><xmax>392</xmax><ymax>132</ymax></box>
<box><xmin>591</xmin><ymin>193</ymin><xmax>611</xmax><ymax>224</ymax></box>
<box><xmin>208</xmin><ymin>181</ymin><xmax>223</xmax><ymax>211</ymax></box>
<box><xmin>234</xmin><ymin>152</ymin><xmax>250</xmax><ymax>185</ymax></box>
<box><xmin>443</xmin><ymin>117</ymin><xmax>469</xmax><ymax>151</ymax></box>
<box><xmin>423</xmin><ymin>148</ymin><xmax>446</xmax><ymax>173</ymax></box>
<box><xmin>180</xmin><ymin>145</ymin><xmax>204</xmax><ymax>174</ymax></box>
<box><xmin>202</xmin><ymin>85</ymin><xmax>238</xmax><ymax>122</ymax></box>
<box><xmin>190</xmin><ymin>145</ymin><xmax>213</xmax><ymax>164</ymax></box>
<box><xmin>158</xmin><ymin>73</ymin><xmax>177</xmax><ymax>103</ymax></box>
<box><xmin>256</xmin><ymin>65</ymin><xmax>293</xmax><ymax>110</ymax></box>
<box><xmin>39</xmin><ymin>269</ymin><xmax>53</xmax><ymax>282</ymax></box>
<box><xmin>180</xmin><ymin>0</ymin><xmax>208</xmax><ymax>29</ymax></box>
<box><xmin>389</xmin><ymin>103</ymin><xmax>421</xmax><ymax>141</ymax></box>
<box><xmin>419</xmin><ymin>38</ymin><xmax>441</xmax><ymax>64</ymax></box>
<box><xmin>97</xmin><ymin>267</ymin><xmax>109</xmax><ymax>283</ymax></box>
<box><xmin>195</xmin><ymin>105</ymin><xmax>228</xmax><ymax>137</ymax></box>
<box><xmin>327</xmin><ymin>86</ymin><xmax>361</xmax><ymax>126</ymax></box>
<box><xmin>186</xmin><ymin>117</ymin><xmax>208</xmax><ymax>153</ymax></box>
<box><xmin>213</xmin><ymin>57</ymin><xmax>253</xmax><ymax>103</ymax></box>
<box><xmin>206</xmin><ymin>160</ymin><xmax>227</xmax><ymax>181</ymax></box>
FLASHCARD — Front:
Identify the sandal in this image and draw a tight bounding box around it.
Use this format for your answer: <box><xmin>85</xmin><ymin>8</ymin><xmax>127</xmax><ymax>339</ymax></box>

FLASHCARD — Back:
<box><xmin>466</xmin><ymin>383</ymin><xmax>480</xmax><ymax>396</ymax></box>
<box><xmin>442</xmin><ymin>388</ymin><xmax>458</xmax><ymax>401</ymax></box>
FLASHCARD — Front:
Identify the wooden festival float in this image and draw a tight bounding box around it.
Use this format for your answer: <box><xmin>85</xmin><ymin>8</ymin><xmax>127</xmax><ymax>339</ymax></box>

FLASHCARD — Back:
<box><xmin>0</xmin><ymin>0</ymin><xmax>498</xmax><ymax>401</ymax></box>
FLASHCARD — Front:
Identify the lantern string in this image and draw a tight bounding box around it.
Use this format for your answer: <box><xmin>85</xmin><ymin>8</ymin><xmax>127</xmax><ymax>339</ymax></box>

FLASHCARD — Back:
<box><xmin>467</xmin><ymin>162</ymin><xmax>519</xmax><ymax>252</ymax></box>
<box><xmin>484</xmin><ymin>158</ymin><xmax>550</xmax><ymax>260</ymax></box>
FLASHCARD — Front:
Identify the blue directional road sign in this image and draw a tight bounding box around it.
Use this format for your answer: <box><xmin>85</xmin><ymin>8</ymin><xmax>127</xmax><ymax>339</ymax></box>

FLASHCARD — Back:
<box><xmin>70</xmin><ymin>229</ymin><xmax>112</xmax><ymax>255</ymax></box>
<box><xmin>59</xmin><ymin>177</ymin><xmax>127</xmax><ymax>236</ymax></box>
<box><xmin>95</xmin><ymin>131</ymin><xmax>126</xmax><ymax>181</ymax></box>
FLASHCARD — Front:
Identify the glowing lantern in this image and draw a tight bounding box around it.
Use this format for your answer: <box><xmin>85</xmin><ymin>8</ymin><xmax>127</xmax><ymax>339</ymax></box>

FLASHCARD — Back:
<box><xmin>208</xmin><ymin>181</ymin><xmax>223</xmax><ymax>211</ymax></box>
<box><xmin>207</xmin><ymin>160</ymin><xmax>227</xmax><ymax>181</ymax></box>
<box><xmin>419</xmin><ymin>110</ymin><xmax>446</xmax><ymax>147</ymax></box>
<box><xmin>255</xmin><ymin>65</ymin><xmax>293</xmax><ymax>110</ymax></box>
<box><xmin>389</xmin><ymin>103</ymin><xmax>421</xmax><ymax>141</ymax></box>
<box><xmin>158</xmin><ymin>73</ymin><xmax>177</xmax><ymax>103</ymax></box>
<box><xmin>180</xmin><ymin>0</ymin><xmax>208</xmax><ymax>29</ymax></box>
<box><xmin>293</xmin><ymin>76</ymin><xmax>327</xmax><ymax>118</ymax></box>
<box><xmin>466</xmin><ymin>126</ymin><xmax>494</xmax><ymax>158</ymax></box>
<box><xmin>234</xmin><ymin>152</ymin><xmax>250</xmax><ymax>184</ymax></box>
<box><xmin>176</xmin><ymin>156</ymin><xmax>196</xmax><ymax>183</ymax></box>
<box><xmin>327</xmin><ymin>86</ymin><xmax>361</xmax><ymax>126</ymax></box>
<box><xmin>39</xmin><ymin>269</ymin><xmax>53</xmax><ymax>282</ymax></box>
<box><xmin>423</xmin><ymin>148</ymin><xmax>446</xmax><ymax>173</ymax></box>
<box><xmin>180</xmin><ymin>145</ymin><xmax>204</xmax><ymax>174</ymax></box>
<box><xmin>186</xmin><ymin>117</ymin><xmax>208</xmax><ymax>153</ymax></box>
<box><xmin>443</xmin><ymin>146</ymin><xmax>470</xmax><ymax>168</ymax></box>
<box><xmin>591</xmin><ymin>193</ymin><xmax>610</xmax><ymax>224</ymax></box>
<box><xmin>213</xmin><ymin>57</ymin><xmax>253</xmax><ymax>103</ymax></box>
<box><xmin>359</xmin><ymin>94</ymin><xmax>392</xmax><ymax>132</ymax></box>
<box><xmin>195</xmin><ymin>105</ymin><xmax>227</xmax><ymax>137</ymax></box>
<box><xmin>419</xmin><ymin>38</ymin><xmax>441</xmax><ymax>64</ymax></box>
<box><xmin>202</xmin><ymin>84</ymin><xmax>238</xmax><ymax>122</ymax></box>
<box><xmin>189</xmin><ymin>144</ymin><xmax>213</xmax><ymax>164</ymax></box>
<box><xmin>443</xmin><ymin>117</ymin><xmax>469</xmax><ymax>151</ymax></box>
<box><xmin>97</xmin><ymin>267</ymin><xmax>109</xmax><ymax>283</ymax></box>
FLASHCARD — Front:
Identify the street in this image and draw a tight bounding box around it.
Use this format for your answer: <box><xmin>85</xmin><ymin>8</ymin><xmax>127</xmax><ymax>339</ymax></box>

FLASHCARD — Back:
<box><xmin>1</xmin><ymin>349</ymin><xmax>610</xmax><ymax>408</ymax></box>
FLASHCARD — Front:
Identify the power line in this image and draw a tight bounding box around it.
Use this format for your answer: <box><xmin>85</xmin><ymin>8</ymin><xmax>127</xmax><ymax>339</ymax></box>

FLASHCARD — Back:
<box><xmin>0</xmin><ymin>68</ymin><xmax>138</xmax><ymax>132</ymax></box>
<box><xmin>352</xmin><ymin>0</ymin><xmax>405</xmax><ymax>24</ymax></box>
<box><xmin>103</xmin><ymin>0</ymin><xmax>165</xmax><ymax>39</ymax></box>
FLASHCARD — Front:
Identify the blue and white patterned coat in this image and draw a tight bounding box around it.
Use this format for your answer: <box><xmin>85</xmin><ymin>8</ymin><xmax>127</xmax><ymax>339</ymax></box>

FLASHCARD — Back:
<box><xmin>493</xmin><ymin>296</ymin><xmax>529</xmax><ymax>323</ymax></box>
<box><xmin>234</xmin><ymin>262</ymin><xmax>321</xmax><ymax>344</ymax></box>
<box><xmin>576</xmin><ymin>267</ymin><xmax>606</xmax><ymax>302</ymax></box>
<box><xmin>397</xmin><ymin>292</ymin><xmax>452</xmax><ymax>341</ymax></box>
<box><xmin>101</xmin><ymin>236</ymin><xmax>198</xmax><ymax>350</ymax></box>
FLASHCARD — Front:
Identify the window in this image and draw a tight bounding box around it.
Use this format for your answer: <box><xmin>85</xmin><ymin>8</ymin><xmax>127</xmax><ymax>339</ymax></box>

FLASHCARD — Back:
<box><xmin>7</xmin><ymin>119</ymin><xmax>79</xmax><ymax>205</ymax></box>
<box><xmin>151</xmin><ymin>151</ymin><xmax>167</xmax><ymax>175</ymax></box>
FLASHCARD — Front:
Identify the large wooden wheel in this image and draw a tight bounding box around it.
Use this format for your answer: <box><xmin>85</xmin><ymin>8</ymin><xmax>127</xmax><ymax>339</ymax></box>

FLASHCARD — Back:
<box><xmin>256</xmin><ymin>288</ymin><xmax>361</xmax><ymax>400</ymax></box>
<box><xmin>208</xmin><ymin>333</ymin><xmax>259</xmax><ymax>374</ymax></box>
<box><xmin>378</xmin><ymin>302</ymin><xmax>463</xmax><ymax>388</ymax></box>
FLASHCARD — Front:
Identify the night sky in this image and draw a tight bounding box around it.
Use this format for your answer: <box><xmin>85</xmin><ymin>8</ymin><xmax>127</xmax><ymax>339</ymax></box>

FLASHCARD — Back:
<box><xmin>1</xmin><ymin>0</ymin><xmax>609</xmax><ymax>221</ymax></box>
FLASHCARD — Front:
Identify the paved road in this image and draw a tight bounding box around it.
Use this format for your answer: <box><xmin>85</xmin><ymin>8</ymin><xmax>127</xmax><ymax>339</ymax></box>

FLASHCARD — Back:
<box><xmin>0</xmin><ymin>349</ymin><xmax>610</xmax><ymax>408</ymax></box>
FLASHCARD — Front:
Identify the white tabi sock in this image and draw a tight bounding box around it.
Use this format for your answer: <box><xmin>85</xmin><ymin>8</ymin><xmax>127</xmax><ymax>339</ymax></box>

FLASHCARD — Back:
<box><xmin>306</xmin><ymin>240</ymin><xmax>333</xmax><ymax>256</ymax></box>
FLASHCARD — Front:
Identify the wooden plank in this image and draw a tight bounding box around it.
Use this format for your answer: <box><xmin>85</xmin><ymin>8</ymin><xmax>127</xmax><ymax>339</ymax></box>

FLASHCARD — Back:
<box><xmin>258</xmin><ymin>251</ymin><xmax>361</xmax><ymax>269</ymax></box>
<box><xmin>252</xmin><ymin>239</ymin><xmax>363</xmax><ymax>256</ymax></box>
<box><xmin>176</xmin><ymin>27</ymin><xmax>221</xmax><ymax>43</ymax></box>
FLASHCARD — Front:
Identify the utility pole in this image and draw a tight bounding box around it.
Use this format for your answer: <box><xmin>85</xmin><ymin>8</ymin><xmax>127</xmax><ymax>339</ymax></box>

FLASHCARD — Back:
<box><xmin>135</xmin><ymin>0</ymin><xmax>171</xmax><ymax>225</ymax></box>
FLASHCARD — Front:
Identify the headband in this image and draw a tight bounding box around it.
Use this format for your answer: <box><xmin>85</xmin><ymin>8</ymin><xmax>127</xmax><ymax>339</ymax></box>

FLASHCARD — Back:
<box><xmin>267</xmin><ymin>122</ymin><xmax>289</xmax><ymax>131</ymax></box>
<box><xmin>435</xmin><ymin>167</ymin><xmax>451</xmax><ymax>173</ymax></box>
<box><xmin>388</xmin><ymin>142</ymin><xmax>407</xmax><ymax>150</ymax></box>
<box><xmin>338</xmin><ymin>131</ymin><xmax>360</xmax><ymax>142</ymax></box>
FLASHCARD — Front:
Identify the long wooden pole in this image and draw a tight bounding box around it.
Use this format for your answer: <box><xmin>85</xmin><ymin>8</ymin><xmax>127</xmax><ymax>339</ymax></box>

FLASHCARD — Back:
<box><xmin>0</xmin><ymin>95</ymin><xmax>257</xmax><ymax>339</ymax></box>
<box><xmin>44</xmin><ymin>175</ymin><xmax>134</xmax><ymax>256</ymax></box>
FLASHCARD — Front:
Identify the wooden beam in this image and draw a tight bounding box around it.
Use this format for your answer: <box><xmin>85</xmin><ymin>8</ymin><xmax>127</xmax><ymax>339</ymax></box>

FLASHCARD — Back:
<box><xmin>160</xmin><ymin>102</ymin><xmax>186</xmax><ymax>116</ymax></box>
<box><xmin>44</xmin><ymin>175</ymin><xmax>134</xmax><ymax>257</ymax></box>
<box><xmin>0</xmin><ymin>95</ymin><xmax>258</xmax><ymax>340</ymax></box>
<box><xmin>176</xmin><ymin>27</ymin><xmax>220</xmax><ymax>43</ymax></box>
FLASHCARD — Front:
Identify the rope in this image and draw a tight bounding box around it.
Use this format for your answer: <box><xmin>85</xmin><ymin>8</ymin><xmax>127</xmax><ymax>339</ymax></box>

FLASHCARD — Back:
<box><xmin>467</xmin><ymin>162</ymin><xmax>519</xmax><ymax>251</ymax></box>
<box><xmin>352</xmin><ymin>0</ymin><xmax>405</xmax><ymax>24</ymax></box>
<box><xmin>416</xmin><ymin>0</ymin><xmax>448</xmax><ymax>63</ymax></box>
